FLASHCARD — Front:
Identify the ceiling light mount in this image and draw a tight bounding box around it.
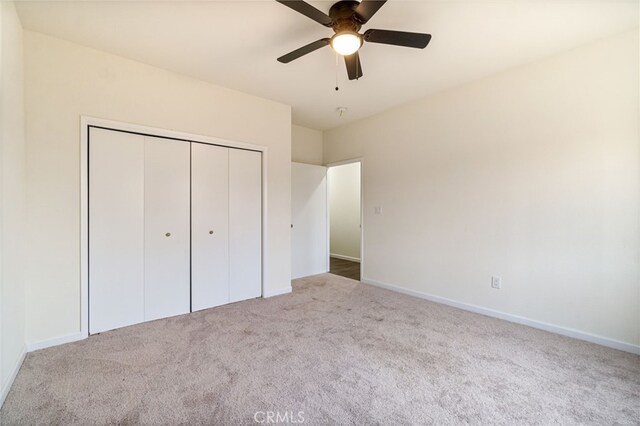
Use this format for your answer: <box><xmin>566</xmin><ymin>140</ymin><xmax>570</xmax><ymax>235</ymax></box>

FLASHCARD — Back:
<box><xmin>336</xmin><ymin>106</ymin><xmax>348</xmax><ymax>117</ymax></box>
<box><xmin>329</xmin><ymin>0</ymin><xmax>362</xmax><ymax>32</ymax></box>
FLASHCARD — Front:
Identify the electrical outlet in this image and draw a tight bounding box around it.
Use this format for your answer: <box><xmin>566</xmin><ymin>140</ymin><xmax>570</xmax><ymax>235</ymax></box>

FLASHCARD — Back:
<box><xmin>491</xmin><ymin>276</ymin><xmax>502</xmax><ymax>289</ymax></box>
<box><xmin>374</xmin><ymin>206</ymin><xmax>382</xmax><ymax>215</ymax></box>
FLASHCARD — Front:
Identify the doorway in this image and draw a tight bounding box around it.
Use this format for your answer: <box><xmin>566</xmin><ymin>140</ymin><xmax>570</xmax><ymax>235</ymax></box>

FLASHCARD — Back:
<box><xmin>327</xmin><ymin>160</ymin><xmax>362</xmax><ymax>281</ymax></box>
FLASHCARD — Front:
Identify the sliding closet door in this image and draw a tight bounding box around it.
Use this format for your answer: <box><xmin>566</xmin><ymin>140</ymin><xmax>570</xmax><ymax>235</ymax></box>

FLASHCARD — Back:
<box><xmin>191</xmin><ymin>143</ymin><xmax>230</xmax><ymax>311</ymax></box>
<box><xmin>229</xmin><ymin>149</ymin><xmax>262</xmax><ymax>302</ymax></box>
<box><xmin>144</xmin><ymin>136</ymin><xmax>191</xmax><ymax>321</ymax></box>
<box><xmin>89</xmin><ymin>128</ymin><xmax>145</xmax><ymax>334</ymax></box>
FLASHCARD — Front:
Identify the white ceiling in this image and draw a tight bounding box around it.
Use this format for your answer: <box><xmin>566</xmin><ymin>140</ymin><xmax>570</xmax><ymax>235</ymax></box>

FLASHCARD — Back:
<box><xmin>15</xmin><ymin>0</ymin><xmax>639</xmax><ymax>130</ymax></box>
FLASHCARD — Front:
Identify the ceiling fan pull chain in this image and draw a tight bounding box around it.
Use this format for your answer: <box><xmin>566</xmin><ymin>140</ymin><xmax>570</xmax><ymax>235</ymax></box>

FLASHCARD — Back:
<box><xmin>335</xmin><ymin>52</ymin><xmax>340</xmax><ymax>91</ymax></box>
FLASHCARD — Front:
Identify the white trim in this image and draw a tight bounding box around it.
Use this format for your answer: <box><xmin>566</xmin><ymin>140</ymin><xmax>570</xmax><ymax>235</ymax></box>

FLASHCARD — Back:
<box><xmin>80</xmin><ymin>119</ymin><xmax>89</xmax><ymax>339</ymax></box>
<box><xmin>263</xmin><ymin>286</ymin><xmax>292</xmax><ymax>298</ymax></box>
<box><xmin>330</xmin><ymin>253</ymin><xmax>361</xmax><ymax>263</ymax></box>
<box><xmin>26</xmin><ymin>332</ymin><xmax>85</xmax><ymax>353</ymax></box>
<box><xmin>261</xmin><ymin>149</ymin><xmax>269</xmax><ymax>304</ymax></box>
<box><xmin>0</xmin><ymin>345</ymin><xmax>26</xmax><ymax>409</ymax></box>
<box><xmin>325</xmin><ymin>166</ymin><xmax>331</xmax><ymax>275</ymax></box>
<box><xmin>80</xmin><ymin>116</ymin><xmax>268</xmax><ymax>338</ymax></box>
<box><xmin>81</xmin><ymin>116</ymin><xmax>266</xmax><ymax>152</ymax></box>
<box><xmin>325</xmin><ymin>158</ymin><xmax>363</xmax><ymax>168</ymax></box>
<box><xmin>362</xmin><ymin>277</ymin><xmax>640</xmax><ymax>355</ymax></box>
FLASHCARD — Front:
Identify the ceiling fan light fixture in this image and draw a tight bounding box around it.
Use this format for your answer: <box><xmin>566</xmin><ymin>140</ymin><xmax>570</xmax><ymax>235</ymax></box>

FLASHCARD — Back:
<box><xmin>276</xmin><ymin>0</ymin><xmax>432</xmax><ymax>81</ymax></box>
<box><xmin>331</xmin><ymin>32</ymin><xmax>362</xmax><ymax>56</ymax></box>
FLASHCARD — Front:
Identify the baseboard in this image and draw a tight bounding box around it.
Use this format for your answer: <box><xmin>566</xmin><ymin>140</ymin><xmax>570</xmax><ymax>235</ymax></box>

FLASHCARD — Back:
<box><xmin>26</xmin><ymin>332</ymin><xmax>85</xmax><ymax>352</ymax></box>
<box><xmin>0</xmin><ymin>345</ymin><xmax>27</xmax><ymax>409</ymax></box>
<box><xmin>263</xmin><ymin>286</ymin><xmax>292</xmax><ymax>298</ymax></box>
<box><xmin>330</xmin><ymin>254</ymin><xmax>361</xmax><ymax>263</ymax></box>
<box><xmin>362</xmin><ymin>278</ymin><xmax>640</xmax><ymax>355</ymax></box>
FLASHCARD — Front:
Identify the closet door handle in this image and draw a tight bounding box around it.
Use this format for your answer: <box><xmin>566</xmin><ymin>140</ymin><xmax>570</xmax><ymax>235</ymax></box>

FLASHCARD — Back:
<box><xmin>165</xmin><ymin>232</ymin><xmax>171</xmax><ymax>237</ymax></box>
<box><xmin>209</xmin><ymin>230</ymin><xmax>214</xmax><ymax>235</ymax></box>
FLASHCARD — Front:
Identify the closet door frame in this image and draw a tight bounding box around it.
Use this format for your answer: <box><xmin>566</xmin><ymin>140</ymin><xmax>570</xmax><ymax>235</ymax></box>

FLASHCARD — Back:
<box><xmin>80</xmin><ymin>116</ymin><xmax>267</xmax><ymax>339</ymax></box>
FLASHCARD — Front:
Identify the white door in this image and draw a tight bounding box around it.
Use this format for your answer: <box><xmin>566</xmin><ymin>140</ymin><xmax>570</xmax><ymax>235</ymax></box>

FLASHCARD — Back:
<box><xmin>89</xmin><ymin>128</ymin><xmax>145</xmax><ymax>334</ymax></box>
<box><xmin>144</xmin><ymin>136</ymin><xmax>191</xmax><ymax>321</ymax></box>
<box><xmin>191</xmin><ymin>143</ymin><xmax>230</xmax><ymax>311</ymax></box>
<box><xmin>291</xmin><ymin>162</ymin><xmax>328</xmax><ymax>279</ymax></box>
<box><xmin>229</xmin><ymin>149</ymin><xmax>262</xmax><ymax>302</ymax></box>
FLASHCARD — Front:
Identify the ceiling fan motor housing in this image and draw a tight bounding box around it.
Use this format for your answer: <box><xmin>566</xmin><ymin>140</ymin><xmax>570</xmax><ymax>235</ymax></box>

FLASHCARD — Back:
<box><xmin>329</xmin><ymin>1</ymin><xmax>363</xmax><ymax>33</ymax></box>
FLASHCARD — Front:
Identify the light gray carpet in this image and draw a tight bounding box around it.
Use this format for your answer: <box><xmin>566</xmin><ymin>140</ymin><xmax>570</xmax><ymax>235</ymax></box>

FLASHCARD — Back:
<box><xmin>2</xmin><ymin>273</ymin><xmax>639</xmax><ymax>425</ymax></box>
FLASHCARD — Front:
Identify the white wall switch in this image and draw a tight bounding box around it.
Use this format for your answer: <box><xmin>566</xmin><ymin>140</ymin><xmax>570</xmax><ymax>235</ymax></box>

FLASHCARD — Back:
<box><xmin>491</xmin><ymin>276</ymin><xmax>502</xmax><ymax>289</ymax></box>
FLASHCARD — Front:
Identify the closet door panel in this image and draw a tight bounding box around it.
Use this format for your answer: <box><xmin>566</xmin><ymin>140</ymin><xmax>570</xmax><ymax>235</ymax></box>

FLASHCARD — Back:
<box><xmin>191</xmin><ymin>143</ymin><xmax>230</xmax><ymax>311</ymax></box>
<box><xmin>89</xmin><ymin>128</ymin><xmax>145</xmax><ymax>334</ymax></box>
<box><xmin>144</xmin><ymin>136</ymin><xmax>191</xmax><ymax>321</ymax></box>
<box><xmin>229</xmin><ymin>149</ymin><xmax>262</xmax><ymax>302</ymax></box>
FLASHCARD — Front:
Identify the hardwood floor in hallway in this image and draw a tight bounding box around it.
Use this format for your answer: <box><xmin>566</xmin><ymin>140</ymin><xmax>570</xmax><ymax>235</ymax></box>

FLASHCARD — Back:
<box><xmin>329</xmin><ymin>257</ymin><xmax>360</xmax><ymax>281</ymax></box>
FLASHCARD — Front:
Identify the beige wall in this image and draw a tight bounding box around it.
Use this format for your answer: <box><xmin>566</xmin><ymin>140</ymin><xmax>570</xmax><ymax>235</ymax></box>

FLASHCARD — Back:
<box><xmin>292</xmin><ymin>124</ymin><xmax>323</xmax><ymax>165</ymax></box>
<box><xmin>324</xmin><ymin>30</ymin><xmax>640</xmax><ymax>348</ymax></box>
<box><xmin>329</xmin><ymin>162</ymin><xmax>361</xmax><ymax>261</ymax></box>
<box><xmin>1</xmin><ymin>1</ymin><xmax>26</xmax><ymax>405</ymax></box>
<box><xmin>24</xmin><ymin>31</ymin><xmax>292</xmax><ymax>345</ymax></box>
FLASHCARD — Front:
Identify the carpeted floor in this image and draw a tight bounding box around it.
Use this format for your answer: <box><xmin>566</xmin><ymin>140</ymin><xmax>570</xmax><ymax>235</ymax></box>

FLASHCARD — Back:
<box><xmin>2</xmin><ymin>273</ymin><xmax>639</xmax><ymax>425</ymax></box>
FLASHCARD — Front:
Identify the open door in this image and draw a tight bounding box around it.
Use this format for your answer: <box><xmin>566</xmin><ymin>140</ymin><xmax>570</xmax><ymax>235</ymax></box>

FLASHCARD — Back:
<box><xmin>291</xmin><ymin>162</ymin><xmax>328</xmax><ymax>279</ymax></box>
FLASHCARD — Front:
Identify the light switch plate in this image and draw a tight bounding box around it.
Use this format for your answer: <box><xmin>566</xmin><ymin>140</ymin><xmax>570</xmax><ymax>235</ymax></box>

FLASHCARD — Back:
<box><xmin>491</xmin><ymin>276</ymin><xmax>502</xmax><ymax>289</ymax></box>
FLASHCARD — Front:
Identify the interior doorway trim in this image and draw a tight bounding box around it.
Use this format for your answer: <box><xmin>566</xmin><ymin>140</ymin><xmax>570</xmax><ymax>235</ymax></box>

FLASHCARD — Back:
<box><xmin>79</xmin><ymin>116</ymin><xmax>269</xmax><ymax>338</ymax></box>
<box><xmin>326</xmin><ymin>158</ymin><xmax>364</xmax><ymax>281</ymax></box>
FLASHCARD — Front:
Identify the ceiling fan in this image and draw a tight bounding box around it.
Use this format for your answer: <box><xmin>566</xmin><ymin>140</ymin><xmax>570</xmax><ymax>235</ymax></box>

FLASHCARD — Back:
<box><xmin>276</xmin><ymin>0</ymin><xmax>432</xmax><ymax>80</ymax></box>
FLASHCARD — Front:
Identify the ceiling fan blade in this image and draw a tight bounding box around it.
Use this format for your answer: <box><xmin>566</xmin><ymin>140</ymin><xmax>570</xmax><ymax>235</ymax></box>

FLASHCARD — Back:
<box><xmin>364</xmin><ymin>29</ymin><xmax>432</xmax><ymax>49</ymax></box>
<box><xmin>277</xmin><ymin>38</ymin><xmax>331</xmax><ymax>63</ymax></box>
<box><xmin>276</xmin><ymin>0</ymin><xmax>333</xmax><ymax>27</ymax></box>
<box><xmin>354</xmin><ymin>0</ymin><xmax>387</xmax><ymax>24</ymax></box>
<box><xmin>344</xmin><ymin>52</ymin><xmax>363</xmax><ymax>80</ymax></box>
